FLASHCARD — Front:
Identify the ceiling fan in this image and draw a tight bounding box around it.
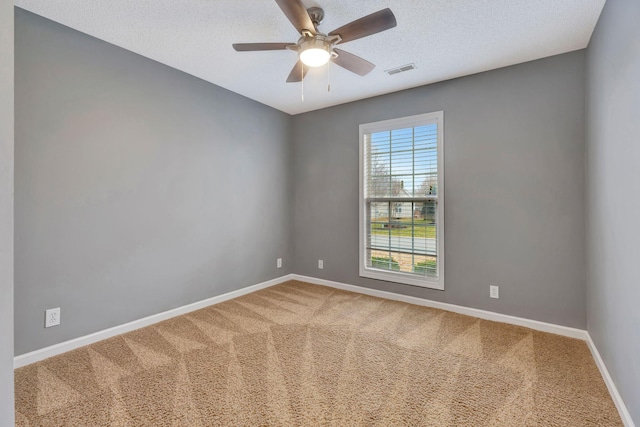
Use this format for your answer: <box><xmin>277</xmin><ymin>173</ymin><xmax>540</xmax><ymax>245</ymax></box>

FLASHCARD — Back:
<box><xmin>232</xmin><ymin>0</ymin><xmax>397</xmax><ymax>82</ymax></box>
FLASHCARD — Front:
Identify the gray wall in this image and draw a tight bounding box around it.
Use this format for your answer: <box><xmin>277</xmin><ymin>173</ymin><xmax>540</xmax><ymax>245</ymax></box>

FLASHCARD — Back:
<box><xmin>1</xmin><ymin>0</ymin><xmax>14</xmax><ymax>424</ymax></box>
<box><xmin>14</xmin><ymin>9</ymin><xmax>292</xmax><ymax>355</ymax></box>
<box><xmin>292</xmin><ymin>51</ymin><xmax>587</xmax><ymax>328</ymax></box>
<box><xmin>586</xmin><ymin>0</ymin><xmax>640</xmax><ymax>422</ymax></box>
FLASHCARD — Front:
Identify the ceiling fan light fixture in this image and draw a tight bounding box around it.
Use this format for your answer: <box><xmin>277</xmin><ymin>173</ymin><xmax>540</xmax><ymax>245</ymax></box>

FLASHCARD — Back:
<box><xmin>299</xmin><ymin>39</ymin><xmax>331</xmax><ymax>67</ymax></box>
<box><xmin>300</xmin><ymin>48</ymin><xmax>330</xmax><ymax>67</ymax></box>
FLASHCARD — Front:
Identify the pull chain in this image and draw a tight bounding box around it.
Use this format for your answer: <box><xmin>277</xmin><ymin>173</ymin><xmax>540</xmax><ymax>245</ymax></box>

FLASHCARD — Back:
<box><xmin>301</xmin><ymin>63</ymin><xmax>304</xmax><ymax>102</ymax></box>
<box><xmin>327</xmin><ymin>60</ymin><xmax>331</xmax><ymax>93</ymax></box>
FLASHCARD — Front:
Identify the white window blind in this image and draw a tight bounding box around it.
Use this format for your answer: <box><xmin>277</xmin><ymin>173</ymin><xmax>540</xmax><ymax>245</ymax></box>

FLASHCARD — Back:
<box><xmin>359</xmin><ymin>112</ymin><xmax>444</xmax><ymax>289</ymax></box>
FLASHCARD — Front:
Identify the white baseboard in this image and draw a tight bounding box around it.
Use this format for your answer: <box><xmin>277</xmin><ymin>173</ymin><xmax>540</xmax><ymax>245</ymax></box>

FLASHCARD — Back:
<box><xmin>13</xmin><ymin>275</ymin><xmax>292</xmax><ymax>368</ymax></box>
<box><xmin>291</xmin><ymin>274</ymin><xmax>588</xmax><ymax>340</ymax></box>
<box><xmin>585</xmin><ymin>335</ymin><xmax>636</xmax><ymax>427</ymax></box>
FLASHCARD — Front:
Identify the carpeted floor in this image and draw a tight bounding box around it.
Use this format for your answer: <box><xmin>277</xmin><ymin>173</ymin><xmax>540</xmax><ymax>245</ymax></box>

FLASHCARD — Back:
<box><xmin>15</xmin><ymin>280</ymin><xmax>622</xmax><ymax>426</ymax></box>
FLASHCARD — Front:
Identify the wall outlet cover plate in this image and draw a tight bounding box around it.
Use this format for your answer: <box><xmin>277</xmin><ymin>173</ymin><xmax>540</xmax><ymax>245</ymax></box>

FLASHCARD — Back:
<box><xmin>45</xmin><ymin>307</ymin><xmax>60</xmax><ymax>328</ymax></box>
<box><xmin>490</xmin><ymin>285</ymin><xmax>499</xmax><ymax>299</ymax></box>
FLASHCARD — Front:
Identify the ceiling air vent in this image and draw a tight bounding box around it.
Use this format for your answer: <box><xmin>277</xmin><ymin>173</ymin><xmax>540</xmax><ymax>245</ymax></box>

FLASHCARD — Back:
<box><xmin>385</xmin><ymin>63</ymin><xmax>417</xmax><ymax>75</ymax></box>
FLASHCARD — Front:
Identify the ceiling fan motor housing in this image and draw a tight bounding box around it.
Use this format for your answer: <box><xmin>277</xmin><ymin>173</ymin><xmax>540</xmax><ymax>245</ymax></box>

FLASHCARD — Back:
<box><xmin>307</xmin><ymin>7</ymin><xmax>325</xmax><ymax>27</ymax></box>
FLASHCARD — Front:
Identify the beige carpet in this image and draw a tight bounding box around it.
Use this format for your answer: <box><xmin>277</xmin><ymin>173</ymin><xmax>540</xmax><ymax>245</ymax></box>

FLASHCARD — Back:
<box><xmin>15</xmin><ymin>280</ymin><xmax>622</xmax><ymax>426</ymax></box>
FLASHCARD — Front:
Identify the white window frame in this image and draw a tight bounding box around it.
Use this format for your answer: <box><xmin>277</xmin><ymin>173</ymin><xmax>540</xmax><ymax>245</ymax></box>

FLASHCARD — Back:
<box><xmin>359</xmin><ymin>111</ymin><xmax>444</xmax><ymax>290</ymax></box>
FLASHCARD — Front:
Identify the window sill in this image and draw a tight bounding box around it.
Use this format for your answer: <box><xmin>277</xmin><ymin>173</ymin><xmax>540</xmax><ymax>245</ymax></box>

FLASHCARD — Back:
<box><xmin>359</xmin><ymin>266</ymin><xmax>444</xmax><ymax>290</ymax></box>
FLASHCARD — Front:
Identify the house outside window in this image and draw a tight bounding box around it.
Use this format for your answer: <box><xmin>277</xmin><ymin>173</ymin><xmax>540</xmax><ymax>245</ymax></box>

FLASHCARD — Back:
<box><xmin>359</xmin><ymin>111</ymin><xmax>444</xmax><ymax>289</ymax></box>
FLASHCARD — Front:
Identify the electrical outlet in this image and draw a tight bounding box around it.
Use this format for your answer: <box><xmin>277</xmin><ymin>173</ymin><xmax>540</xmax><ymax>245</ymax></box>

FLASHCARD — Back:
<box><xmin>318</xmin><ymin>259</ymin><xmax>324</xmax><ymax>269</ymax></box>
<box><xmin>45</xmin><ymin>307</ymin><xmax>60</xmax><ymax>328</ymax></box>
<box><xmin>490</xmin><ymin>285</ymin><xmax>499</xmax><ymax>299</ymax></box>
<box><xmin>277</xmin><ymin>258</ymin><xmax>282</xmax><ymax>268</ymax></box>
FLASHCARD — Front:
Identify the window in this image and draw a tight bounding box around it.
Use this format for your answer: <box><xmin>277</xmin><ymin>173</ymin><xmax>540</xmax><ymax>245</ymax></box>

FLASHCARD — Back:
<box><xmin>359</xmin><ymin>112</ymin><xmax>444</xmax><ymax>289</ymax></box>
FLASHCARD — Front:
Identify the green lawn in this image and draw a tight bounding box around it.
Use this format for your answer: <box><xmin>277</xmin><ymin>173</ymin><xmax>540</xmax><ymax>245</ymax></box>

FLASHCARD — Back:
<box><xmin>371</xmin><ymin>218</ymin><xmax>436</xmax><ymax>238</ymax></box>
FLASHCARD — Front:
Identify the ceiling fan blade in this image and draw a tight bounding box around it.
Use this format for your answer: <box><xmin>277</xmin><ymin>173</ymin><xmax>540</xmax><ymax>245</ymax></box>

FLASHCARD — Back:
<box><xmin>232</xmin><ymin>43</ymin><xmax>296</xmax><ymax>51</ymax></box>
<box><xmin>332</xmin><ymin>48</ymin><xmax>375</xmax><ymax>76</ymax></box>
<box><xmin>286</xmin><ymin>60</ymin><xmax>309</xmax><ymax>83</ymax></box>
<box><xmin>274</xmin><ymin>0</ymin><xmax>316</xmax><ymax>35</ymax></box>
<box><xmin>328</xmin><ymin>8</ymin><xmax>397</xmax><ymax>44</ymax></box>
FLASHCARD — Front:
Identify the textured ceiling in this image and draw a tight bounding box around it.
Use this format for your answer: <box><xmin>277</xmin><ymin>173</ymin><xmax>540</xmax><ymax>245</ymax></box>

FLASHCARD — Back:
<box><xmin>15</xmin><ymin>0</ymin><xmax>606</xmax><ymax>115</ymax></box>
